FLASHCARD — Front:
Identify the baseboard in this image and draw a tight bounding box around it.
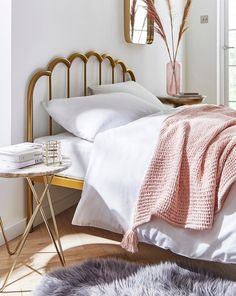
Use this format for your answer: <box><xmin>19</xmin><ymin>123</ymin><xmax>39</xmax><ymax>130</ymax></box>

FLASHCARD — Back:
<box><xmin>0</xmin><ymin>190</ymin><xmax>80</xmax><ymax>246</ymax></box>
<box><xmin>0</xmin><ymin>217</ymin><xmax>27</xmax><ymax>246</ymax></box>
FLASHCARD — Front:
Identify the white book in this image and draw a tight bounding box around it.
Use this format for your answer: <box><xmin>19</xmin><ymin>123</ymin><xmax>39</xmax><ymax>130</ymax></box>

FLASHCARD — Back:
<box><xmin>173</xmin><ymin>94</ymin><xmax>202</xmax><ymax>98</ymax></box>
<box><xmin>0</xmin><ymin>142</ymin><xmax>42</xmax><ymax>163</ymax></box>
<box><xmin>0</xmin><ymin>157</ymin><xmax>43</xmax><ymax>170</ymax></box>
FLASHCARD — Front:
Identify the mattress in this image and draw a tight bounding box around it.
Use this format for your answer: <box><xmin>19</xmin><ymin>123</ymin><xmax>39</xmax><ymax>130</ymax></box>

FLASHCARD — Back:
<box><xmin>34</xmin><ymin>132</ymin><xmax>93</xmax><ymax>179</ymax></box>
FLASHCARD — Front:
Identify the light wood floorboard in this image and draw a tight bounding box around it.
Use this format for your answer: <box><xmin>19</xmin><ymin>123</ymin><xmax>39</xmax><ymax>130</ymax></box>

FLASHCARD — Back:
<box><xmin>1</xmin><ymin>206</ymin><xmax>235</xmax><ymax>295</ymax></box>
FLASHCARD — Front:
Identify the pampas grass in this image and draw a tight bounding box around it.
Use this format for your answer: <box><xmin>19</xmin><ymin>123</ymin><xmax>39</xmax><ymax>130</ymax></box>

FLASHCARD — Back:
<box><xmin>175</xmin><ymin>0</ymin><xmax>192</xmax><ymax>61</ymax></box>
<box><xmin>144</xmin><ymin>0</ymin><xmax>192</xmax><ymax>64</ymax></box>
<box><xmin>143</xmin><ymin>0</ymin><xmax>192</xmax><ymax>94</ymax></box>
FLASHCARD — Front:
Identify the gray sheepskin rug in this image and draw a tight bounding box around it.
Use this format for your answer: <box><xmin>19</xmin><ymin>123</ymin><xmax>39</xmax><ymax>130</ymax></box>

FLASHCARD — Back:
<box><xmin>34</xmin><ymin>258</ymin><xmax>236</xmax><ymax>296</ymax></box>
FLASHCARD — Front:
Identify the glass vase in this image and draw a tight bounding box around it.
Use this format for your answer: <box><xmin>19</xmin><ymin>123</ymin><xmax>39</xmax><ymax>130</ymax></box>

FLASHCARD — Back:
<box><xmin>166</xmin><ymin>61</ymin><xmax>181</xmax><ymax>96</ymax></box>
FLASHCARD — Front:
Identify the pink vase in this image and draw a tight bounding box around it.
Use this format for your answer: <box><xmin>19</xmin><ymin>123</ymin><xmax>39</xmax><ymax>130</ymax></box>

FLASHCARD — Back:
<box><xmin>166</xmin><ymin>61</ymin><xmax>181</xmax><ymax>96</ymax></box>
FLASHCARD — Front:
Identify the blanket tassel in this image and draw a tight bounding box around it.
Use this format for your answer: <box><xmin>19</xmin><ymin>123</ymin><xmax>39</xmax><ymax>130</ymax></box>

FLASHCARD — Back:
<box><xmin>120</xmin><ymin>229</ymin><xmax>138</xmax><ymax>253</ymax></box>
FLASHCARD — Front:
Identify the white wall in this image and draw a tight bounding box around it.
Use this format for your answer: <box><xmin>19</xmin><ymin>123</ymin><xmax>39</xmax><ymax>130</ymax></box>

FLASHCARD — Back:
<box><xmin>0</xmin><ymin>0</ymin><xmax>185</xmax><ymax>243</ymax></box>
<box><xmin>11</xmin><ymin>0</ymin><xmax>186</xmax><ymax>143</ymax></box>
<box><xmin>0</xmin><ymin>0</ymin><xmax>26</xmax><ymax>244</ymax></box>
<box><xmin>185</xmin><ymin>0</ymin><xmax>219</xmax><ymax>104</ymax></box>
<box><xmin>0</xmin><ymin>0</ymin><xmax>11</xmax><ymax>146</ymax></box>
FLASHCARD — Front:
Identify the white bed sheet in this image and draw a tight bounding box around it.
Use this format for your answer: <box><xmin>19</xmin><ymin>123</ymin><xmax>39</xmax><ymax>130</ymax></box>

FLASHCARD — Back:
<box><xmin>72</xmin><ymin>111</ymin><xmax>236</xmax><ymax>264</ymax></box>
<box><xmin>34</xmin><ymin>132</ymin><xmax>93</xmax><ymax>179</ymax></box>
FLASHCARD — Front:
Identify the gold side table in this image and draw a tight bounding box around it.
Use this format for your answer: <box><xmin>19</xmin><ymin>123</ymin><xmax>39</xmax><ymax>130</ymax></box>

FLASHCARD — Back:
<box><xmin>158</xmin><ymin>95</ymin><xmax>206</xmax><ymax>108</ymax></box>
<box><xmin>0</xmin><ymin>158</ymin><xmax>71</xmax><ymax>292</ymax></box>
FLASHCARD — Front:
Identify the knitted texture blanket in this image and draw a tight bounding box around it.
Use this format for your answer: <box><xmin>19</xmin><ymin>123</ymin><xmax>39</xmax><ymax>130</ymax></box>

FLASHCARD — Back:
<box><xmin>121</xmin><ymin>104</ymin><xmax>236</xmax><ymax>253</ymax></box>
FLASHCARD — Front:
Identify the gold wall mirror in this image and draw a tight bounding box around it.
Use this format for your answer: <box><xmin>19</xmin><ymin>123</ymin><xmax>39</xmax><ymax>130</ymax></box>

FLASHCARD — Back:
<box><xmin>124</xmin><ymin>0</ymin><xmax>154</xmax><ymax>44</ymax></box>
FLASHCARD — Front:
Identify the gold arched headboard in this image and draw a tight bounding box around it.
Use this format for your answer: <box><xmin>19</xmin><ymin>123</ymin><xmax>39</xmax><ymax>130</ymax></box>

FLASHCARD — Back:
<box><xmin>27</xmin><ymin>51</ymin><xmax>136</xmax><ymax>143</ymax></box>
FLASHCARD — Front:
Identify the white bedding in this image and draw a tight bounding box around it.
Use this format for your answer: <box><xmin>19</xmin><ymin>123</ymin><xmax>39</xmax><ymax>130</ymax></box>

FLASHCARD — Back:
<box><xmin>35</xmin><ymin>132</ymin><xmax>93</xmax><ymax>179</ymax></box>
<box><xmin>72</xmin><ymin>111</ymin><xmax>236</xmax><ymax>264</ymax></box>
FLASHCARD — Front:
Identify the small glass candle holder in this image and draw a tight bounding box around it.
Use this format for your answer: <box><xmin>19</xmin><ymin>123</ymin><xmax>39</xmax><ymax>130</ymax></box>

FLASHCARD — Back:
<box><xmin>42</xmin><ymin>140</ymin><xmax>62</xmax><ymax>166</ymax></box>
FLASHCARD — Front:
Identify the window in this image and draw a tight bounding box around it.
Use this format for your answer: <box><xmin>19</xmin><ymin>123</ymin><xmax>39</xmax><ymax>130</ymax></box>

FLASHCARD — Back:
<box><xmin>225</xmin><ymin>0</ymin><xmax>236</xmax><ymax>108</ymax></box>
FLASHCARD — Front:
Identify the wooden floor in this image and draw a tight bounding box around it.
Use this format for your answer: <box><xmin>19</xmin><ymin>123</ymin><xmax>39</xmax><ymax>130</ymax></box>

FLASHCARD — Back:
<box><xmin>1</xmin><ymin>206</ymin><xmax>236</xmax><ymax>295</ymax></box>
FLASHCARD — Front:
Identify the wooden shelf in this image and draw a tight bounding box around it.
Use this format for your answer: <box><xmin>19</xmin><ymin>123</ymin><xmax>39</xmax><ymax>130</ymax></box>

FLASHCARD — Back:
<box><xmin>158</xmin><ymin>96</ymin><xmax>205</xmax><ymax>107</ymax></box>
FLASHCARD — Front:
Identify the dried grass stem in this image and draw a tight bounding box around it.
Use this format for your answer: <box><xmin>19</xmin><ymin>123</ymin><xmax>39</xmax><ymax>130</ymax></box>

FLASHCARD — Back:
<box><xmin>144</xmin><ymin>0</ymin><xmax>192</xmax><ymax>63</ymax></box>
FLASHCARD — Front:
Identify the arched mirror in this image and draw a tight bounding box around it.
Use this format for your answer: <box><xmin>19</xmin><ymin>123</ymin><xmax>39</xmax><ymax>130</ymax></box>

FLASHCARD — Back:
<box><xmin>124</xmin><ymin>0</ymin><xmax>154</xmax><ymax>44</ymax></box>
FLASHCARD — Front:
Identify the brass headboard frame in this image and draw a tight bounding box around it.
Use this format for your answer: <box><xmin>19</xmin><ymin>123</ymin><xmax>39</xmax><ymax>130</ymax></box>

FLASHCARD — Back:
<box><xmin>27</xmin><ymin>51</ymin><xmax>136</xmax><ymax>143</ymax></box>
<box><xmin>26</xmin><ymin>51</ymin><xmax>136</xmax><ymax>224</ymax></box>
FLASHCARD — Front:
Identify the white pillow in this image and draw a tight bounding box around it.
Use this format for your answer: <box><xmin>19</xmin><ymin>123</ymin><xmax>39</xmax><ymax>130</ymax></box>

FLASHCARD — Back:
<box><xmin>89</xmin><ymin>81</ymin><xmax>166</xmax><ymax>110</ymax></box>
<box><xmin>42</xmin><ymin>93</ymin><xmax>160</xmax><ymax>142</ymax></box>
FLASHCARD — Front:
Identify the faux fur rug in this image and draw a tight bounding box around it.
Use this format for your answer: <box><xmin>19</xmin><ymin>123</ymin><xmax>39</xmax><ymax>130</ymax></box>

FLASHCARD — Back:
<box><xmin>34</xmin><ymin>258</ymin><xmax>236</xmax><ymax>296</ymax></box>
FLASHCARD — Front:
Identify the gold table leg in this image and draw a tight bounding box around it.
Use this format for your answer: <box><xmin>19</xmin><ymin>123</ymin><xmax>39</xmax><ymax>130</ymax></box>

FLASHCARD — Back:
<box><xmin>27</xmin><ymin>177</ymin><xmax>65</xmax><ymax>266</ymax></box>
<box><xmin>0</xmin><ymin>175</ymin><xmax>65</xmax><ymax>292</ymax></box>
<box><xmin>44</xmin><ymin>176</ymin><xmax>65</xmax><ymax>265</ymax></box>
<box><xmin>0</xmin><ymin>217</ymin><xmax>21</xmax><ymax>256</ymax></box>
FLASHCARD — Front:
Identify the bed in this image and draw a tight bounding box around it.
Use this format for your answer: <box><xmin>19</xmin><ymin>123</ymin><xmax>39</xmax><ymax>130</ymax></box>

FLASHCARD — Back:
<box><xmin>27</xmin><ymin>51</ymin><xmax>136</xmax><ymax>221</ymax></box>
<box><xmin>27</xmin><ymin>51</ymin><xmax>236</xmax><ymax>272</ymax></box>
<box><xmin>72</xmin><ymin>109</ymin><xmax>236</xmax><ymax>264</ymax></box>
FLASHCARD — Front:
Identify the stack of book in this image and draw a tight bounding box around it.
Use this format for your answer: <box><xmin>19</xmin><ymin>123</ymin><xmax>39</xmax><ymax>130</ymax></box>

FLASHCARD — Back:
<box><xmin>173</xmin><ymin>92</ymin><xmax>204</xmax><ymax>100</ymax></box>
<box><xmin>0</xmin><ymin>142</ymin><xmax>43</xmax><ymax>170</ymax></box>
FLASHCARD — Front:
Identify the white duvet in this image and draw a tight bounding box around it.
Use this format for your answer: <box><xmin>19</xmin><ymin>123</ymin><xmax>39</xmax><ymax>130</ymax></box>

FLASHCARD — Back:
<box><xmin>72</xmin><ymin>110</ymin><xmax>236</xmax><ymax>264</ymax></box>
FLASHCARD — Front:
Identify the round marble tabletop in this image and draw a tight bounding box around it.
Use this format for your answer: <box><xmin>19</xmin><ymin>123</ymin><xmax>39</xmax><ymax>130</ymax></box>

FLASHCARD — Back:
<box><xmin>0</xmin><ymin>157</ymin><xmax>71</xmax><ymax>178</ymax></box>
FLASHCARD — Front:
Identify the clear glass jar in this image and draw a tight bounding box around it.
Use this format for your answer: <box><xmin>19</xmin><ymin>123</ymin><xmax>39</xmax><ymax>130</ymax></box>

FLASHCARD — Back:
<box><xmin>42</xmin><ymin>140</ymin><xmax>61</xmax><ymax>166</ymax></box>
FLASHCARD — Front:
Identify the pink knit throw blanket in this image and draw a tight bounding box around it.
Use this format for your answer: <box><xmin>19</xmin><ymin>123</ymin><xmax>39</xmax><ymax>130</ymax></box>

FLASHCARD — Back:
<box><xmin>121</xmin><ymin>104</ymin><xmax>236</xmax><ymax>253</ymax></box>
